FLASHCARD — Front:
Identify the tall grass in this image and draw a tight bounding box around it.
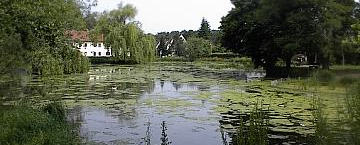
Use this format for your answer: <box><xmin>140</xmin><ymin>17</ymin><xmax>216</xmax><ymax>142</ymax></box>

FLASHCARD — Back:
<box><xmin>0</xmin><ymin>102</ymin><xmax>80</xmax><ymax>145</ymax></box>
<box><xmin>312</xmin><ymin>80</ymin><xmax>360</xmax><ymax>145</ymax></box>
<box><xmin>233</xmin><ymin>105</ymin><xmax>268</xmax><ymax>145</ymax></box>
<box><xmin>312</xmin><ymin>97</ymin><xmax>333</xmax><ymax>145</ymax></box>
<box><xmin>344</xmin><ymin>81</ymin><xmax>360</xmax><ymax>144</ymax></box>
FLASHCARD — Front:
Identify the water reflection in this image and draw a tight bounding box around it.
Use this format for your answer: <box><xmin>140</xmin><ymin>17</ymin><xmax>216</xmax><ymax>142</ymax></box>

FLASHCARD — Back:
<box><xmin>65</xmin><ymin>77</ymin><xmax>223</xmax><ymax>145</ymax></box>
<box><xmin>1</xmin><ymin>63</ymin><xmax>322</xmax><ymax>145</ymax></box>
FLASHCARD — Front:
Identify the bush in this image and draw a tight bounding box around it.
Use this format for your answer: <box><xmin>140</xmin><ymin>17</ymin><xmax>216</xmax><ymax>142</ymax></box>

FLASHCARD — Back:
<box><xmin>226</xmin><ymin>57</ymin><xmax>253</xmax><ymax>68</ymax></box>
<box><xmin>42</xmin><ymin>102</ymin><xmax>66</xmax><ymax>122</ymax></box>
<box><xmin>0</xmin><ymin>103</ymin><xmax>80</xmax><ymax>145</ymax></box>
<box><xmin>185</xmin><ymin>37</ymin><xmax>213</xmax><ymax>61</ymax></box>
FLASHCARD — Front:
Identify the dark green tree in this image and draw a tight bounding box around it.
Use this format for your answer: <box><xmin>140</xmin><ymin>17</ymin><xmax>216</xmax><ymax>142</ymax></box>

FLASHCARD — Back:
<box><xmin>185</xmin><ymin>37</ymin><xmax>213</xmax><ymax>61</ymax></box>
<box><xmin>198</xmin><ymin>18</ymin><xmax>211</xmax><ymax>39</ymax></box>
<box><xmin>221</xmin><ymin>0</ymin><xmax>357</xmax><ymax>76</ymax></box>
<box><xmin>84</xmin><ymin>12</ymin><xmax>99</xmax><ymax>30</ymax></box>
<box><xmin>181</xmin><ymin>30</ymin><xmax>198</xmax><ymax>39</ymax></box>
<box><xmin>171</xmin><ymin>34</ymin><xmax>186</xmax><ymax>56</ymax></box>
<box><xmin>76</xmin><ymin>0</ymin><xmax>98</xmax><ymax>29</ymax></box>
<box><xmin>157</xmin><ymin>34</ymin><xmax>169</xmax><ymax>57</ymax></box>
<box><xmin>0</xmin><ymin>0</ymin><xmax>89</xmax><ymax>75</ymax></box>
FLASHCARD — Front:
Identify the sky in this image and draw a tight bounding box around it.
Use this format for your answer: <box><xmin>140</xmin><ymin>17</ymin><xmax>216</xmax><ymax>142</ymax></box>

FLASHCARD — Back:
<box><xmin>92</xmin><ymin>0</ymin><xmax>234</xmax><ymax>34</ymax></box>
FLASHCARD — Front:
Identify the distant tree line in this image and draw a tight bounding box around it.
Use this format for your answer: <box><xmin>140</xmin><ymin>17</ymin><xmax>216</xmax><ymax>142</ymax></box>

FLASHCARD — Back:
<box><xmin>220</xmin><ymin>0</ymin><xmax>360</xmax><ymax>74</ymax></box>
<box><xmin>155</xmin><ymin>18</ymin><xmax>226</xmax><ymax>61</ymax></box>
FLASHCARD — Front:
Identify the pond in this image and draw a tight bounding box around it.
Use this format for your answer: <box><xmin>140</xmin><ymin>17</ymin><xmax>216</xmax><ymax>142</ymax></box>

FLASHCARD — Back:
<box><xmin>1</xmin><ymin>62</ymin><xmax>343</xmax><ymax>145</ymax></box>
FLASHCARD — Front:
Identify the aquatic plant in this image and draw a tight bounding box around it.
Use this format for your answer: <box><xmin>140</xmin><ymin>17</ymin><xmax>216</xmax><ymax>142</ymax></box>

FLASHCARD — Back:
<box><xmin>160</xmin><ymin>121</ymin><xmax>172</xmax><ymax>145</ymax></box>
<box><xmin>143</xmin><ymin>121</ymin><xmax>151</xmax><ymax>145</ymax></box>
<box><xmin>232</xmin><ymin>105</ymin><xmax>269</xmax><ymax>145</ymax></box>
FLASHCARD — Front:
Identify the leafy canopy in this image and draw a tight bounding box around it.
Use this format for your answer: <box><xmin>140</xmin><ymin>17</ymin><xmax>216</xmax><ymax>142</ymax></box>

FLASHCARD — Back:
<box><xmin>220</xmin><ymin>0</ymin><xmax>357</xmax><ymax>72</ymax></box>
<box><xmin>0</xmin><ymin>0</ymin><xmax>90</xmax><ymax>75</ymax></box>
<box><xmin>91</xmin><ymin>3</ymin><xmax>156</xmax><ymax>63</ymax></box>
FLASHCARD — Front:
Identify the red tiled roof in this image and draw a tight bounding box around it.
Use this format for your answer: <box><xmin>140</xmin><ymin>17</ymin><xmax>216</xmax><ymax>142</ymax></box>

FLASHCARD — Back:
<box><xmin>67</xmin><ymin>30</ymin><xmax>104</xmax><ymax>42</ymax></box>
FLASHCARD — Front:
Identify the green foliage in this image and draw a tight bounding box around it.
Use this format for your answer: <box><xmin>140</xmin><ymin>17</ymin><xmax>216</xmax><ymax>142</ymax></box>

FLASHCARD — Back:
<box><xmin>91</xmin><ymin>4</ymin><xmax>156</xmax><ymax>64</ymax></box>
<box><xmin>227</xmin><ymin>57</ymin><xmax>254</xmax><ymax>68</ymax></box>
<box><xmin>0</xmin><ymin>103</ymin><xmax>80</xmax><ymax>145</ymax></box>
<box><xmin>42</xmin><ymin>102</ymin><xmax>66</xmax><ymax>122</ymax></box>
<box><xmin>77</xmin><ymin>0</ymin><xmax>99</xmax><ymax>29</ymax></box>
<box><xmin>198</xmin><ymin>18</ymin><xmax>211</xmax><ymax>40</ymax></box>
<box><xmin>233</xmin><ymin>105</ymin><xmax>268</xmax><ymax>145</ymax></box>
<box><xmin>345</xmin><ymin>82</ymin><xmax>360</xmax><ymax>144</ymax></box>
<box><xmin>31</xmin><ymin>49</ymin><xmax>64</xmax><ymax>76</ymax></box>
<box><xmin>312</xmin><ymin>98</ymin><xmax>333</xmax><ymax>145</ymax></box>
<box><xmin>0</xmin><ymin>33</ymin><xmax>29</xmax><ymax>74</ymax></box>
<box><xmin>0</xmin><ymin>0</ymin><xmax>90</xmax><ymax>75</ymax></box>
<box><xmin>311</xmin><ymin>80</ymin><xmax>360</xmax><ymax>145</ymax></box>
<box><xmin>220</xmin><ymin>0</ymin><xmax>357</xmax><ymax>72</ymax></box>
<box><xmin>185</xmin><ymin>37</ymin><xmax>213</xmax><ymax>61</ymax></box>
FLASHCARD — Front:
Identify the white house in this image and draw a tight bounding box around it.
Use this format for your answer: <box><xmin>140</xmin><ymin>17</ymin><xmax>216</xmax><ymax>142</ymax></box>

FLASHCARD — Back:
<box><xmin>68</xmin><ymin>30</ymin><xmax>111</xmax><ymax>57</ymax></box>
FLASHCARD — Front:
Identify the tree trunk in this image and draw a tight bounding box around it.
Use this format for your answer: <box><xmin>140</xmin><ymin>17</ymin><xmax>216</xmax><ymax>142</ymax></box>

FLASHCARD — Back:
<box><xmin>264</xmin><ymin>63</ymin><xmax>277</xmax><ymax>78</ymax></box>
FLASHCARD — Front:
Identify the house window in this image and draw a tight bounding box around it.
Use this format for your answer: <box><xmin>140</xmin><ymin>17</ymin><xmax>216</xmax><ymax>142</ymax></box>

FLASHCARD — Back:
<box><xmin>106</xmin><ymin>51</ymin><xmax>110</xmax><ymax>56</ymax></box>
<box><xmin>93</xmin><ymin>52</ymin><xmax>96</xmax><ymax>56</ymax></box>
<box><xmin>84</xmin><ymin>43</ymin><xmax>87</xmax><ymax>47</ymax></box>
<box><xmin>98</xmin><ymin>43</ymin><xmax>102</xmax><ymax>47</ymax></box>
<box><xmin>98</xmin><ymin>52</ymin><xmax>101</xmax><ymax>56</ymax></box>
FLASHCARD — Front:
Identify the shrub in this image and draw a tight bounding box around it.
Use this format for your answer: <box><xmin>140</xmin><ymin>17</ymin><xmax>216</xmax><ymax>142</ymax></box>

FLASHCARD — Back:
<box><xmin>185</xmin><ymin>37</ymin><xmax>213</xmax><ymax>61</ymax></box>
<box><xmin>0</xmin><ymin>103</ymin><xmax>80</xmax><ymax>145</ymax></box>
<box><xmin>42</xmin><ymin>102</ymin><xmax>66</xmax><ymax>122</ymax></box>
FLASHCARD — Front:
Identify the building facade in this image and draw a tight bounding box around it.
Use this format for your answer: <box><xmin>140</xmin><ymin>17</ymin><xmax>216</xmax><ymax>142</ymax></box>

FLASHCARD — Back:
<box><xmin>68</xmin><ymin>31</ymin><xmax>111</xmax><ymax>57</ymax></box>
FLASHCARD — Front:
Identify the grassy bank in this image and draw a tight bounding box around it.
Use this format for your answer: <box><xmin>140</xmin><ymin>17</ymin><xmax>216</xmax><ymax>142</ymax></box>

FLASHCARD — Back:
<box><xmin>157</xmin><ymin>56</ymin><xmax>254</xmax><ymax>70</ymax></box>
<box><xmin>0</xmin><ymin>102</ymin><xmax>80</xmax><ymax>145</ymax></box>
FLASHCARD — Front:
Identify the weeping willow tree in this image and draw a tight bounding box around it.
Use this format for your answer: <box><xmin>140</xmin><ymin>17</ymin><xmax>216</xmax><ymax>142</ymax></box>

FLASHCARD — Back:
<box><xmin>91</xmin><ymin>3</ymin><xmax>156</xmax><ymax>64</ymax></box>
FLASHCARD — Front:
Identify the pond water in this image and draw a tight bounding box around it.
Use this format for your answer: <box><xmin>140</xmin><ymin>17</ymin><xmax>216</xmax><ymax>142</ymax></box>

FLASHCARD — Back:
<box><xmin>1</xmin><ymin>62</ymin><xmax>335</xmax><ymax>145</ymax></box>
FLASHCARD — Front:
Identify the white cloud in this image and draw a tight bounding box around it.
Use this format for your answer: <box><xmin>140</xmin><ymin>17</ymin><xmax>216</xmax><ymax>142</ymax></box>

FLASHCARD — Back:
<box><xmin>93</xmin><ymin>0</ymin><xmax>233</xmax><ymax>34</ymax></box>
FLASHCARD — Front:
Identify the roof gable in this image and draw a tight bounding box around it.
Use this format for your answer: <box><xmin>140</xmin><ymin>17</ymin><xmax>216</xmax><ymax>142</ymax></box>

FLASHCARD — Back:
<box><xmin>67</xmin><ymin>30</ymin><xmax>104</xmax><ymax>42</ymax></box>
